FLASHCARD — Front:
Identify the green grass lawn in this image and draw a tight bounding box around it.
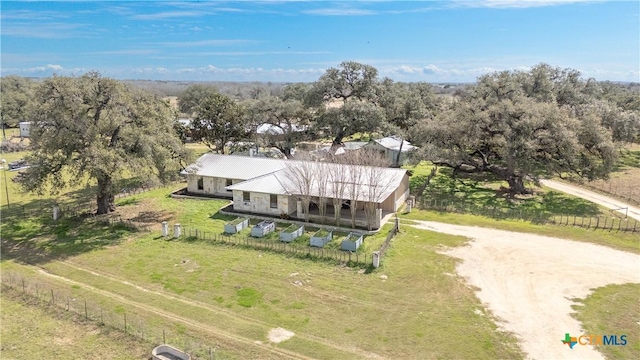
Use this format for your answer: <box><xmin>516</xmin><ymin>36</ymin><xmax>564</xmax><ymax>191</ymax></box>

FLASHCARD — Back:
<box><xmin>0</xmin><ymin>288</ymin><xmax>149</xmax><ymax>360</ymax></box>
<box><xmin>400</xmin><ymin>209</ymin><xmax>640</xmax><ymax>254</ymax></box>
<box><xmin>1</xmin><ymin>224</ymin><xmax>524</xmax><ymax>359</ymax></box>
<box><xmin>3</xmin><ymin>153</ymin><xmax>636</xmax><ymax>359</ymax></box>
<box><xmin>572</xmin><ymin>284</ymin><xmax>640</xmax><ymax>360</ymax></box>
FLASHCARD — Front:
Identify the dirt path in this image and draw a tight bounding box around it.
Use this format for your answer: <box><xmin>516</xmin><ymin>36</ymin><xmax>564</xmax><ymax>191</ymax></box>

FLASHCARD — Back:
<box><xmin>33</xmin><ymin>268</ymin><xmax>314</xmax><ymax>360</ymax></box>
<box><xmin>35</xmin><ymin>261</ymin><xmax>383</xmax><ymax>360</ymax></box>
<box><xmin>411</xmin><ymin>220</ymin><xmax>640</xmax><ymax>360</ymax></box>
<box><xmin>541</xmin><ymin>179</ymin><xmax>640</xmax><ymax>221</ymax></box>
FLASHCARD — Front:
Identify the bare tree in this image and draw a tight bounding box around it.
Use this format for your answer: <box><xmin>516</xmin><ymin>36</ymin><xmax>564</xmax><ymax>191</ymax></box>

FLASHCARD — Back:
<box><xmin>327</xmin><ymin>160</ymin><xmax>348</xmax><ymax>227</ymax></box>
<box><xmin>315</xmin><ymin>163</ymin><xmax>330</xmax><ymax>223</ymax></box>
<box><xmin>358</xmin><ymin>150</ymin><xmax>395</xmax><ymax>230</ymax></box>
<box><xmin>285</xmin><ymin>153</ymin><xmax>315</xmax><ymax>222</ymax></box>
<box><xmin>342</xmin><ymin>152</ymin><xmax>366</xmax><ymax>228</ymax></box>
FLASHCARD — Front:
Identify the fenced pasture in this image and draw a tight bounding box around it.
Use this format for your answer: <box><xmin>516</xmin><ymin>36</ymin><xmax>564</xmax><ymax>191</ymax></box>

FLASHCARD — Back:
<box><xmin>418</xmin><ymin>198</ymin><xmax>638</xmax><ymax>233</ymax></box>
<box><xmin>177</xmin><ymin>219</ymin><xmax>398</xmax><ymax>267</ymax></box>
<box><xmin>578</xmin><ymin>167</ymin><xmax>640</xmax><ymax>206</ymax></box>
<box><xmin>1</xmin><ymin>224</ymin><xmax>525</xmax><ymax>360</ymax></box>
<box><xmin>1</xmin><ymin>274</ymin><xmax>227</xmax><ymax>360</ymax></box>
<box><xmin>1</xmin><ymin>290</ymin><xmax>150</xmax><ymax>360</ymax></box>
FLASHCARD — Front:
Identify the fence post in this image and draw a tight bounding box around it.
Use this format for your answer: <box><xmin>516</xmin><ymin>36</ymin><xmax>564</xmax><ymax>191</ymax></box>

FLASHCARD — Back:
<box><xmin>67</xmin><ymin>296</ymin><xmax>70</xmax><ymax>311</ymax></box>
<box><xmin>84</xmin><ymin>299</ymin><xmax>88</xmax><ymax>319</ymax></box>
<box><xmin>21</xmin><ymin>277</ymin><xmax>25</xmax><ymax>292</ymax></box>
<box><xmin>51</xmin><ymin>289</ymin><xmax>54</xmax><ymax>305</ymax></box>
<box><xmin>124</xmin><ymin>313</ymin><xmax>127</xmax><ymax>333</ymax></box>
<box><xmin>596</xmin><ymin>217</ymin><xmax>600</xmax><ymax>229</ymax></box>
<box><xmin>163</xmin><ymin>329</ymin><xmax>166</xmax><ymax>344</ymax></box>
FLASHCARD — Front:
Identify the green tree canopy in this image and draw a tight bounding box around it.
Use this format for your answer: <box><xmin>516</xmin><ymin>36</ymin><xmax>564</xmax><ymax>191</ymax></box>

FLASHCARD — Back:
<box><xmin>309</xmin><ymin>61</ymin><xmax>385</xmax><ymax>145</ymax></box>
<box><xmin>245</xmin><ymin>95</ymin><xmax>312</xmax><ymax>158</ymax></box>
<box><xmin>413</xmin><ymin>66</ymin><xmax>617</xmax><ymax>195</ymax></box>
<box><xmin>0</xmin><ymin>75</ymin><xmax>37</xmax><ymax>128</ymax></box>
<box><xmin>183</xmin><ymin>86</ymin><xmax>248</xmax><ymax>153</ymax></box>
<box><xmin>23</xmin><ymin>73</ymin><xmax>188</xmax><ymax>214</ymax></box>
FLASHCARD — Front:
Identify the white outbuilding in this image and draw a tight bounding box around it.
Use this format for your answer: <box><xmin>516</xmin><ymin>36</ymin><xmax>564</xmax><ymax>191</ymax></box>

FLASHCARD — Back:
<box><xmin>19</xmin><ymin>122</ymin><xmax>31</xmax><ymax>138</ymax></box>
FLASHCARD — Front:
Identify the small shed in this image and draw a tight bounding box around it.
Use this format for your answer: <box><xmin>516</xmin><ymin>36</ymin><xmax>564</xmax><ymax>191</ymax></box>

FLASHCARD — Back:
<box><xmin>251</xmin><ymin>220</ymin><xmax>276</xmax><ymax>237</ymax></box>
<box><xmin>310</xmin><ymin>229</ymin><xmax>332</xmax><ymax>247</ymax></box>
<box><xmin>280</xmin><ymin>224</ymin><xmax>304</xmax><ymax>242</ymax></box>
<box><xmin>341</xmin><ymin>232</ymin><xmax>364</xmax><ymax>251</ymax></box>
<box><xmin>224</xmin><ymin>217</ymin><xmax>249</xmax><ymax>234</ymax></box>
<box><xmin>19</xmin><ymin>122</ymin><xmax>31</xmax><ymax>138</ymax></box>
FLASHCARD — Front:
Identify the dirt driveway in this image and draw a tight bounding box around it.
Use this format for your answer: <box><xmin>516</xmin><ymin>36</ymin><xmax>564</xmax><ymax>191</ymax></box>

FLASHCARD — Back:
<box><xmin>411</xmin><ymin>220</ymin><xmax>640</xmax><ymax>360</ymax></box>
<box><xmin>541</xmin><ymin>179</ymin><xmax>640</xmax><ymax>221</ymax></box>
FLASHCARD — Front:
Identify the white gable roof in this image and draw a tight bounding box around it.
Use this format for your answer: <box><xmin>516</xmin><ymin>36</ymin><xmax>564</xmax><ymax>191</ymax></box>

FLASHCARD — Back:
<box><xmin>372</xmin><ymin>137</ymin><xmax>416</xmax><ymax>152</ymax></box>
<box><xmin>227</xmin><ymin>161</ymin><xmax>407</xmax><ymax>203</ymax></box>
<box><xmin>182</xmin><ymin>153</ymin><xmax>288</xmax><ymax>180</ymax></box>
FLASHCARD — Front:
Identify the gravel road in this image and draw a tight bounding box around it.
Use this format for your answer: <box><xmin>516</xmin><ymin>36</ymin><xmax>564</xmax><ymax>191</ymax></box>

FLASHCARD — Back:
<box><xmin>411</xmin><ymin>220</ymin><xmax>640</xmax><ymax>360</ymax></box>
<box><xmin>541</xmin><ymin>179</ymin><xmax>640</xmax><ymax>221</ymax></box>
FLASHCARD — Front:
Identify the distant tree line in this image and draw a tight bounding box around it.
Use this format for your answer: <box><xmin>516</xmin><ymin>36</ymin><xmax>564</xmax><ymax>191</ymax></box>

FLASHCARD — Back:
<box><xmin>2</xmin><ymin>62</ymin><xmax>639</xmax><ymax>214</ymax></box>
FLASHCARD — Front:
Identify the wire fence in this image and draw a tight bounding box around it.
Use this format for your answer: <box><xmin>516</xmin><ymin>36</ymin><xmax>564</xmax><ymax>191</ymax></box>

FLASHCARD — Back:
<box><xmin>572</xmin><ymin>181</ymin><xmax>640</xmax><ymax>206</ymax></box>
<box><xmin>418</xmin><ymin>198</ymin><xmax>638</xmax><ymax>233</ymax></box>
<box><xmin>378</xmin><ymin>224</ymin><xmax>399</xmax><ymax>259</ymax></box>
<box><xmin>1</xmin><ymin>272</ymin><xmax>224</xmax><ymax>360</ymax></box>
<box><xmin>177</xmin><ymin>225</ymin><xmax>374</xmax><ymax>266</ymax></box>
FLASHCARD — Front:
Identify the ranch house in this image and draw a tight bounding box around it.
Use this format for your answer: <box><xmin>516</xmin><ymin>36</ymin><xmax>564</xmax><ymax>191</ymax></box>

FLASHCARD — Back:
<box><xmin>182</xmin><ymin>153</ymin><xmax>410</xmax><ymax>229</ymax></box>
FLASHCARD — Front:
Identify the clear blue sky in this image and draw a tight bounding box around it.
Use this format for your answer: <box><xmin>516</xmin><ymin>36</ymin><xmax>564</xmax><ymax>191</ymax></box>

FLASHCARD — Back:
<box><xmin>1</xmin><ymin>1</ymin><xmax>638</xmax><ymax>82</ymax></box>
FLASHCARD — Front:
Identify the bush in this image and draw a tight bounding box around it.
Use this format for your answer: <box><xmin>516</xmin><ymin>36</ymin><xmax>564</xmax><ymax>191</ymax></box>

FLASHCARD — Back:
<box><xmin>0</xmin><ymin>141</ymin><xmax>28</xmax><ymax>153</ymax></box>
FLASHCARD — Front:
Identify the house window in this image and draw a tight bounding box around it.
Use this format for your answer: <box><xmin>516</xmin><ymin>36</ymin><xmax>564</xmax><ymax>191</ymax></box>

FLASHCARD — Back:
<box><xmin>197</xmin><ymin>177</ymin><xmax>204</xmax><ymax>190</ymax></box>
<box><xmin>270</xmin><ymin>194</ymin><xmax>278</xmax><ymax>208</ymax></box>
<box><xmin>243</xmin><ymin>191</ymin><xmax>250</xmax><ymax>202</ymax></box>
<box><xmin>226</xmin><ymin>179</ymin><xmax>233</xmax><ymax>187</ymax></box>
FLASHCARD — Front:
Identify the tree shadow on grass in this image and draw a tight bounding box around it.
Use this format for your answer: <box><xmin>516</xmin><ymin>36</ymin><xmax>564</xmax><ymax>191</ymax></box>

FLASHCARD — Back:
<box><xmin>1</xmin><ymin>216</ymin><xmax>134</xmax><ymax>266</ymax></box>
<box><xmin>0</xmin><ymin>189</ymin><xmax>150</xmax><ymax>266</ymax></box>
<box><xmin>421</xmin><ymin>170</ymin><xmax>602</xmax><ymax>218</ymax></box>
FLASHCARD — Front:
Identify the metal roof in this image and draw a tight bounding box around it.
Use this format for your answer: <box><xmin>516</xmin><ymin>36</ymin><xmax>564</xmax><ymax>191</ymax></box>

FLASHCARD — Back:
<box><xmin>226</xmin><ymin>161</ymin><xmax>407</xmax><ymax>203</ymax></box>
<box><xmin>181</xmin><ymin>153</ymin><xmax>288</xmax><ymax>180</ymax></box>
<box><xmin>372</xmin><ymin>137</ymin><xmax>416</xmax><ymax>152</ymax></box>
<box><xmin>226</xmin><ymin>171</ymin><xmax>293</xmax><ymax>195</ymax></box>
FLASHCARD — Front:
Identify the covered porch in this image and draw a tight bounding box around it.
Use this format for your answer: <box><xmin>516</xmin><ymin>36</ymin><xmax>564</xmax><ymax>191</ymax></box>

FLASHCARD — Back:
<box><xmin>300</xmin><ymin>199</ymin><xmax>394</xmax><ymax>230</ymax></box>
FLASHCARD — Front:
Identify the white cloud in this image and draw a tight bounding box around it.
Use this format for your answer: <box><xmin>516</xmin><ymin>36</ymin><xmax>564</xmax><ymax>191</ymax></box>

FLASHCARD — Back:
<box><xmin>2</xmin><ymin>62</ymin><xmax>638</xmax><ymax>83</ymax></box>
<box><xmin>89</xmin><ymin>49</ymin><xmax>158</xmax><ymax>56</ymax></box>
<box><xmin>448</xmin><ymin>0</ymin><xmax>598</xmax><ymax>9</ymax></box>
<box><xmin>1</xmin><ymin>64</ymin><xmax>86</xmax><ymax>76</ymax></box>
<box><xmin>157</xmin><ymin>39</ymin><xmax>258</xmax><ymax>47</ymax></box>
<box><xmin>132</xmin><ymin>11</ymin><xmax>207</xmax><ymax>20</ymax></box>
<box><xmin>302</xmin><ymin>8</ymin><xmax>378</xmax><ymax>16</ymax></box>
<box><xmin>1</xmin><ymin>22</ymin><xmax>88</xmax><ymax>39</ymax></box>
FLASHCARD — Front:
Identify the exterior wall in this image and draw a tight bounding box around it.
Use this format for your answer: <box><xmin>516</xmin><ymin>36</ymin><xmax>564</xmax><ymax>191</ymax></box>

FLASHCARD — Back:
<box><xmin>379</xmin><ymin>173</ymin><xmax>409</xmax><ymax>212</ymax></box>
<box><xmin>186</xmin><ymin>174</ymin><xmax>216</xmax><ymax>195</ymax></box>
<box><xmin>232</xmin><ymin>191</ymin><xmax>293</xmax><ymax>216</ymax></box>
<box><xmin>394</xmin><ymin>173</ymin><xmax>410</xmax><ymax>210</ymax></box>
<box><xmin>380</xmin><ymin>193</ymin><xmax>395</xmax><ymax>212</ymax></box>
<box><xmin>19</xmin><ymin>122</ymin><xmax>31</xmax><ymax>137</ymax></box>
<box><xmin>363</xmin><ymin>142</ymin><xmax>389</xmax><ymax>160</ymax></box>
<box><xmin>187</xmin><ymin>175</ymin><xmax>241</xmax><ymax>197</ymax></box>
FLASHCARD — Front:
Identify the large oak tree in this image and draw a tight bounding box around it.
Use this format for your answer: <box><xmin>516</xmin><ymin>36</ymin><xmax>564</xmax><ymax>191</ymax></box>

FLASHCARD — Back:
<box><xmin>308</xmin><ymin>61</ymin><xmax>385</xmax><ymax>146</ymax></box>
<box><xmin>414</xmin><ymin>65</ymin><xmax>617</xmax><ymax>195</ymax></box>
<box><xmin>22</xmin><ymin>73</ymin><xmax>188</xmax><ymax>214</ymax></box>
<box><xmin>178</xmin><ymin>85</ymin><xmax>248</xmax><ymax>153</ymax></box>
